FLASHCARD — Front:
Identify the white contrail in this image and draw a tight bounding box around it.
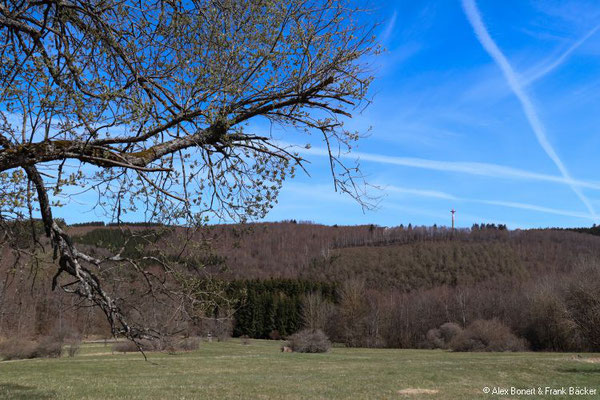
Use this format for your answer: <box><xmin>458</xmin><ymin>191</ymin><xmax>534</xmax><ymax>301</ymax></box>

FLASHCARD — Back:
<box><xmin>478</xmin><ymin>199</ymin><xmax>593</xmax><ymax>220</ymax></box>
<box><xmin>386</xmin><ymin>184</ymin><xmax>594</xmax><ymax>221</ymax></box>
<box><xmin>461</xmin><ymin>0</ymin><xmax>597</xmax><ymax>219</ymax></box>
<box><xmin>524</xmin><ymin>24</ymin><xmax>600</xmax><ymax>86</ymax></box>
<box><xmin>386</xmin><ymin>186</ymin><xmax>458</xmax><ymax>200</ymax></box>
<box><xmin>294</xmin><ymin>144</ymin><xmax>600</xmax><ymax>190</ymax></box>
<box><xmin>379</xmin><ymin>10</ymin><xmax>398</xmax><ymax>43</ymax></box>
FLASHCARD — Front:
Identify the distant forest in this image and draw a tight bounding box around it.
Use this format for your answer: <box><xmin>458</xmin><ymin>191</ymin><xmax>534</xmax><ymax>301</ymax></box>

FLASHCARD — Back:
<box><xmin>1</xmin><ymin>221</ymin><xmax>600</xmax><ymax>352</ymax></box>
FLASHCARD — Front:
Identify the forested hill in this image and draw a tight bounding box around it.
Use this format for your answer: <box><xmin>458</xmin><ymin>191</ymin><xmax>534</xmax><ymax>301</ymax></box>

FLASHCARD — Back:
<box><xmin>67</xmin><ymin>221</ymin><xmax>600</xmax><ymax>291</ymax></box>
<box><xmin>3</xmin><ymin>221</ymin><xmax>600</xmax><ymax>350</ymax></box>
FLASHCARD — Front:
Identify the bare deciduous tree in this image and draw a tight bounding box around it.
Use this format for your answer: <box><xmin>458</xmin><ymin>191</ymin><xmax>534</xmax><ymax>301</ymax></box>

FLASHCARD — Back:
<box><xmin>301</xmin><ymin>291</ymin><xmax>334</xmax><ymax>331</ymax></box>
<box><xmin>0</xmin><ymin>0</ymin><xmax>377</xmax><ymax>341</ymax></box>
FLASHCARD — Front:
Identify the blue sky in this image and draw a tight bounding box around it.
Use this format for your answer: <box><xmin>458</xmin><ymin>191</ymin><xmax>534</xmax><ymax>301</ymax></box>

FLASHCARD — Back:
<box><xmin>52</xmin><ymin>0</ymin><xmax>600</xmax><ymax>229</ymax></box>
<box><xmin>255</xmin><ymin>0</ymin><xmax>600</xmax><ymax>229</ymax></box>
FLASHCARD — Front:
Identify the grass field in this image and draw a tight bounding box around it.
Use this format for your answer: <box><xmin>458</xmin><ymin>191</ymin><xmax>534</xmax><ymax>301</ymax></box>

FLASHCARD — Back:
<box><xmin>0</xmin><ymin>339</ymin><xmax>599</xmax><ymax>399</ymax></box>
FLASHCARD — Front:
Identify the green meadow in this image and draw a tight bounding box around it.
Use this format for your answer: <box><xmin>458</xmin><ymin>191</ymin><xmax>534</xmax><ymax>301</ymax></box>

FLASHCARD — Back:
<box><xmin>0</xmin><ymin>340</ymin><xmax>598</xmax><ymax>399</ymax></box>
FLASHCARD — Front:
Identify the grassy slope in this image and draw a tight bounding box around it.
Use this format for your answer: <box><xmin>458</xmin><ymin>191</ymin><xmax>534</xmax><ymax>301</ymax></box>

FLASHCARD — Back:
<box><xmin>1</xmin><ymin>340</ymin><xmax>598</xmax><ymax>399</ymax></box>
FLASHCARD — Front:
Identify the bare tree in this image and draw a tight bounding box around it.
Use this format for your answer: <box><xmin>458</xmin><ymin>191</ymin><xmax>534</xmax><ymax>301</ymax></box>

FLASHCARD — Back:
<box><xmin>565</xmin><ymin>260</ymin><xmax>600</xmax><ymax>351</ymax></box>
<box><xmin>301</xmin><ymin>291</ymin><xmax>334</xmax><ymax>331</ymax></box>
<box><xmin>0</xmin><ymin>0</ymin><xmax>377</xmax><ymax>341</ymax></box>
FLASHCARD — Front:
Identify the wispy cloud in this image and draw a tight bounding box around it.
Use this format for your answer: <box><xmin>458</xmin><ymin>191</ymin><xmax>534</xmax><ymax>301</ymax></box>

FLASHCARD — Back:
<box><xmin>461</xmin><ymin>0</ymin><xmax>597</xmax><ymax>219</ymax></box>
<box><xmin>386</xmin><ymin>184</ymin><xmax>595</xmax><ymax>221</ymax></box>
<box><xmin>523</xmin><ymin>24</ymin><xmax>600</xmax><ymax>85</ymax></box>
<box><xmin>478</xmin><ymin>199</ymin><xmax>593</xmax><ymax>220</ymax></box>
<box><xmin>386</xmin><ymin>186</ymin><xmax>457</xmax><ymax>200</ymax></box>
<box><xmin>295</xmin><ymin>145</ymin><xmax>600</xmax><ymax>190</ymax></box>
<box><xmin>380</xmin><ymin>10</ymin><xmax>398</xmax><ymax>44</ymax></box>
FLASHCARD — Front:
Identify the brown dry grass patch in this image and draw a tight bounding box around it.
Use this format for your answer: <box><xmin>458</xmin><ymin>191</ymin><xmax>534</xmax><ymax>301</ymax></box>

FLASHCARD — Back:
<box><xmin>579</xmin><ymin>357</ymin><xmax>600</xmax><ymax>364</ymax></box>
<box><xmin>397</xmin><ymin>388</ymin><xmax>439</xmax><ymax>395</ymax></box>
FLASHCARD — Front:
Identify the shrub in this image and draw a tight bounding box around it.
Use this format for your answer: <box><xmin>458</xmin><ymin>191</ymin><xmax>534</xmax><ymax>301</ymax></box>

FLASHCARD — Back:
<box><xmin>67</xmin><ymin>341</ymin><xmax>81</xmax><ymax>357</ymax></box>
<box><xmin>0</xmin><ymin>337</ymin><xmax>63</xmax><ymax>360</ymax></box>
<box><xmin>62</xmin><ymin>331</ymin><xmax>82</xmax><ymax>358</ymax></box>
<box><xmin>176</xmin><ymin>337</ymin><xmax>200</xmax><ymax>351</ymax></box>
<box><xmin>112</xmin><ymin>337</ymin><xmax>200</xmax><ymax>354</ymax></box>
<box><xmin>35</xmin><ymin>336</ymin><xmax>63</xmax><ymax>358</ymax></box>
<box><xmin>154</xmin><ymin>336</ymin><xmax>200</xmax><ymax>352</ymax></box>
<box><xmin>426</xmin><ymin>328</ymin><xmax>444</xmax><ymax>349</ymax></box>
<box><xmin>112</xmin><ymin>341</ymin><xmax>140</xmax><ymax>353</ymax></box>
<box><xmin>286</xmin><ymin>329</ymin><xmax>331</xmax><ymax>353</ymax></box>
<box><xmin>154</xmin><ymin>337</ymin><xmax>174</xmax><ymax>352</ymax></box>
<box><xmin>217</xmin><ymin>333</ymin><xmax>230</xmax><ymax>342</ymax></box>
<box><xmin>0</xmin><ymin>339</ymin><xmax>39</xmax><ymax>360</ymax></box>
<box><xmin>439</xmin><ymin>322</ymin><xmax>463</xmax><ymax>343</ymax></box>
<box><xmin>427</xmin><ymin>322</ymin><xmax>463</xmax><ymax>349</ymax></box>
<box><xmin>449</xmin><ymin>319</ymin><xmax>527</xmax><ymax>352</ymax></box>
